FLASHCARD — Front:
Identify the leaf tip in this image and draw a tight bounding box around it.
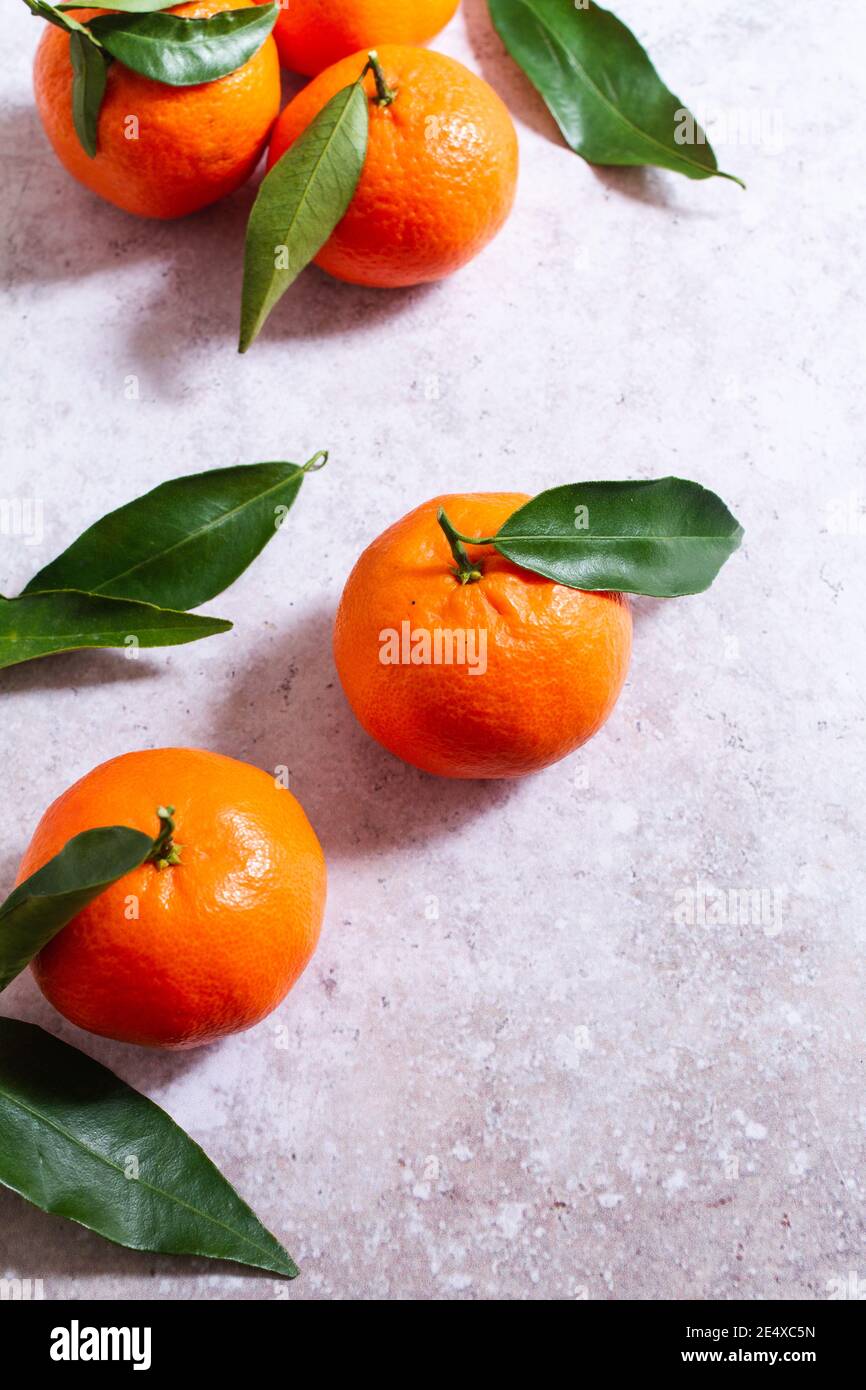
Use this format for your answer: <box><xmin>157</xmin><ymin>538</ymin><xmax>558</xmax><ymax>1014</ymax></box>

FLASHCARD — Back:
<box><xmin>237</xmin><ymin>313</ymin><xmax>261</xmax><ymax>356</ymax></box>
<box><xmin>718</xmin><ymin>168</ymin><xmax>746</xmax><ymax>190</ymax></box>
<box><xmin>302</xmin><ymin>449</ymin><xmax>328</xmax><ymax>474</ymax></box>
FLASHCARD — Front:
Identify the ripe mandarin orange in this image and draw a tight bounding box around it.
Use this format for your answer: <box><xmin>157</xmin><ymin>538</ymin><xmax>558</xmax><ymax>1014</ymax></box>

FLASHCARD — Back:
<box><xmin>333</xmin><ymin>495</ymin><xmax>632</xmax><ymax>779</ymax></box>
<box><xmin>16</xmin><ymin>749</ymin><xmax>326</xmax><ymax>1049</ymax></box>
<box><xmin>273</xmin><ymin>0</ymin><xmax>460</xmax><ymax>76</ymax></box>
<box><xmin>267</xmin><ymin>45</ymin><xmax>518</xmax><ymax>287</ymax></box>
<box><xmin>33</xmin><ymin>1</ymin><xmax>280</xmax><ymax>219</ymax></box>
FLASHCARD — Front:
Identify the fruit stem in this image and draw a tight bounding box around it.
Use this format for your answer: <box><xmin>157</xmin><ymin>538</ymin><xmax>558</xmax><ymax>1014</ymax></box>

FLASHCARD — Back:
<box><xmin>301</xmin><ymin>450</ymin><xmax>328</xmax><ymax>473</ymax></box>
<box><xmin>437</xmin><ymin>508</ymin><xmax>495</xmax><ymax>585</ymax></box>
<box><xmin>363</xmin><ymin>50</ymin><xmax>397</xmax><ymax>107</ymax></box>
<box><xmin>147</xmin><ymin>805</ymin><xmax>183</xmax><ymax>870</ymax></box>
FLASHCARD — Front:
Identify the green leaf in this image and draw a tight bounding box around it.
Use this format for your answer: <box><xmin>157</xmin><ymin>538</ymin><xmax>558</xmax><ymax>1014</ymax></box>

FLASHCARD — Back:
<box><xmin>490</xmin><ymin>478</ymin><xmax>744</xmax><ymax>596</ymax></box>
<box><xmin>22</xmin><ymin>0</ymin><xmax>93</xmax><ymax>37</ymax></box>
<box><xmin>69</xmin><ymin>30</ymin><xmax>110</xmax><ymax>158</ymax></box>
<box><xmin>88</xmin><ymin>4</ymin><xmax>278</xmax><ymax>87</ymax></box>
<box><xmin>239</xmin><ymin>81</ymin><xmax>368</xmax><ymax>352</ymax></box>
<box><xmin>487</xmin><ymin>0</ymin><xmax>742</xmax><ymax>185</ymax></box>
<box><xmin>0</xmin><ymin>1020</ymin><xmax>299</xmax><ymax>1277</ymax></box>
<box><xmin>24</xmin><ymin>454</ymin><xmax>327</xmax><ymax>612</ymax></box>
<box><xmin>57</xmin><ymin>0</ymin><xmax>176</xmax><ymax>10</ymax></box>
<box><xmin>0</xmin><ymin>827</ymin><xmax>154</xmax><ymax>992</ymax></box>
<box><xmin>0</xmin><ymin>591</ymin><xmax>231</xmax><ymax>670</ymax></box>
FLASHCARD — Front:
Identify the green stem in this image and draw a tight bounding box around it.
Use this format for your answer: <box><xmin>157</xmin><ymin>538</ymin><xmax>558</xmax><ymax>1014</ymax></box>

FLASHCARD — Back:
<box><xmin>24</xmin><ymin>0</ymin><xmax>104</xmax><ymax>46</ymax></box>
<box><xmin>301</xmin><ymin>450</ymin><xmax>328</xmax><ymax>474</ymax></box>
<box><xmin>147</xmin><ymin>806</ymin><xmax>183</xmax><ymax>870</ymax></box>
<box><xmin>363</xmin><ymin>50</ymin><xmax>397</xmax><ymax>106</ymax></box>
<box><xmin>437</xmin><ymin>508</ymin><xmax>496</xmax><ymax>585</ymax></box>
<box><xmin>446</xmin><ymin>523</ymin><xmax>499</xmax><ymax>547</ymax></box>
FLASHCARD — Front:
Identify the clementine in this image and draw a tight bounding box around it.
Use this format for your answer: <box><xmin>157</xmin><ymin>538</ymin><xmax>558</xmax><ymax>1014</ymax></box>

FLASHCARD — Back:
<box><xmin>274</xmin><ymin>0</ymin><xmax>460</xmax><ymax>76</ymax></box>
<box><xmin>267</xmin><ymin>45</ymin><xmax>518</xmax><ymax>287</ymax></box>
<box><xmin>16</xmin><ymin>748</ymin><xmax>326</xmax><ymax>1049</ymax></box>
<box><xmin>333</xmin><ymin>495</ymin><xmax>632</xmax><ymax>778</ymax></box>
<box><xmin>33</xmin><ymin>1</ymin><xmax>280</xmax><ymax>219</ymax></box>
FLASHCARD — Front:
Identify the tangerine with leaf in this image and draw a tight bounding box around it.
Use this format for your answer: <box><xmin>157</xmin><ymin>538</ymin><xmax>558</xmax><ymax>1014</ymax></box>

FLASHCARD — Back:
<box><xmin>333</xmin><ymin>480</ymin><xmax>743</xmax><ymax>778</ymax></box>
<box><xmin>32</xmin><ymin>0</ymin><xmax>281</xmax><ymax>218</ymax></box>
<box><xmin>266</xmin><ymin>45</ymin><xmax>518</xmax><ymax>288</ymax></box>
<box><xmin>333</xmin><ymin>493</ymin><xmax>633</xmax><ymax>779</ymax></box>
<box><xmin>15</xmin><ymin>748</ymin><xmax>327</xmax><ymax>1049</ymax></box>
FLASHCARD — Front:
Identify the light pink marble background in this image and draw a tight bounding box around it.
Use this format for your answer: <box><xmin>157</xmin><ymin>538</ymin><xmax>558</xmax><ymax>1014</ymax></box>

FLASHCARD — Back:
<box><xmin>1</xmin><ymin>0</ymin><xmax>863</xmax><ymax>1300</ymax></box>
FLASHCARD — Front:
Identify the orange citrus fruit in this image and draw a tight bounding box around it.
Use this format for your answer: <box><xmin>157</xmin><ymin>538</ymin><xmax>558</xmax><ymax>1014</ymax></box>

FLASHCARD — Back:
<box><xmin>267</xmin><ymin>45</ymin><xmax>518</xmax><ymax>287</ymax></box>
<box><xmin>33</xmin><ymin>1</ymin><xmax>280</xmax><ymax>219</ymax></box>
<box><xmin>333</xmin><ymin>495</ymin><xmax>633</xmax><ymax>778</ymax></box>
<box><xmin>16</xmin><ymin>748</ymin><xmax>326</xmax><ymax>1049</ymax></box>
<box><xmin>274</xmin><ymin>0</ymin><xmax>460</xmax><ymax>76</ymax></box>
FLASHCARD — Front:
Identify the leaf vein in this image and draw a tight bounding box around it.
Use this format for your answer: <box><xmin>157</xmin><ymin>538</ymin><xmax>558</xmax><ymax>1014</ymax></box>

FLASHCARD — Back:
<box><xmin>0</xmin><ymin>1085</ymin><xmax>284</xmax><ymax>1264</ymax></box>
<box><xmin>507</xmin><ymin>0</ymin><xmax>724</xmax><ymax>178</ymax></box>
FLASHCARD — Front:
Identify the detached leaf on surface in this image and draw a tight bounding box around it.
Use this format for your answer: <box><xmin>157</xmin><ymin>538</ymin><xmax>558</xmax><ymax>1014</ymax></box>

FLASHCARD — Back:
<box><xmin>69</xmin><ymin>30</ymin><xmax>110</xmax><ymax>157</ymax></box>
<box><xmin>4</xmin><ymin>454</ymin><xmax>325</xmax><ymax>672</ymax></box>
<box><xmin>0</xmin><ymin>1020</ymin><xmax>298</xmax><ymax>1277</ymax></box>
<box><xmin>24</xmin><ymin>456</ymin><xmax>326</xmax><ymax>613</ymax></box>
<box><xmin>492</xmin><ymin>478</ymin><xmax>744</xmax><ymax>595</ymax></box>
<box><xmin>239</xmin><ymin>81</ymin><xmax>368</xmax><ymax>352</ymax></box>
<box><xmin>487</xmin><ymin>0</ymin><xmax>742</xmax><ymax>185</ymax></box>
<box><xmin>0</xmin><ymin>591</ymin><xmax>231</xmax><ymax>671</ymax></box>
<box><xmin>0</xmin><ymin>827</ymin><xmax>154</xmax><ymax>992</ymax></box>
<box><xmin>88</xmin><ymin>3</ymin><xmax>278</xmax><ymax>87</ymax></box>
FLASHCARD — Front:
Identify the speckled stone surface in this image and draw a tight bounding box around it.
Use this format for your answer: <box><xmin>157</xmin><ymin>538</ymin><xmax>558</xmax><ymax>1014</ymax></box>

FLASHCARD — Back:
<box><xmin>1</xmin><ymin>0</ymin><xmax>864</xmax><ymax>1301</ymax></box>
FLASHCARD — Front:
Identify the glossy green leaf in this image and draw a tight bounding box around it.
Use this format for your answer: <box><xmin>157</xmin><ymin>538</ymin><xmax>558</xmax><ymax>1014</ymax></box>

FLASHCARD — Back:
<box><xmin>24</xmin><ymin>455</ymin><xmax>327</xmax><ymax>612</ymax></box>
<box><xmin>0</xmin><ymin>1020</ymin><xmax>298</xmax><ymax>1277</ymax></box>
<box><xmin>487</xmin><ymin>0</ymin><xmax>742</xmax><ymax>185</ymax></box>
<box><xmin>0</xmin><ymin>827</ymin><xmax>154</xmax><ymax>992</ymax></box>
<box><xmin>490</xmin><ymin>478</ymin><xmax>744</xmax><ymax>596</ymax></box>
<box><xmin>0</xmin><ymin>591</ymin><xmax>231</xmax><ymax>670</ymax></box>
<box><xmin>69</xmin><ymin>31</ymin><xmax>110</xmax><ymax>158</ymax></box>
<box><xmin>239</xmin><ymin>81</ymin><xmax>368</xmax><ymax>352</ymax></box>
<box><xmin>22</xmin><ymin>0</ymin><xmax>92</xmax><ymax>37</ymax></box>
<box><xmin>88</xmin><ymin>3</ymin><xmax>278</xmax><ymax>87</ymax></box>
<box><xmin>57</xmin><ymin>0</ymin><xmax>176</xmax><ymax>10</ymax></box>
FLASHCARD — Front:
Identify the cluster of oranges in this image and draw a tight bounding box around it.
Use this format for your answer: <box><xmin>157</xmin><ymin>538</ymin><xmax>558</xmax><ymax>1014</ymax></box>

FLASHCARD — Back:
<box><xmin>34</xmin><ymin>0</ymin><xmax>518</xmax><ymax>286</ymax></box>
<box><xmin>17</xmin><ymin>494</ymin><xmax>630</xmax><ymax>1050</ymax></box>
<box><xmin>20</xmin><ymin>4</ymin><xmax>631</xmax><ymax>1056</ymax></box>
